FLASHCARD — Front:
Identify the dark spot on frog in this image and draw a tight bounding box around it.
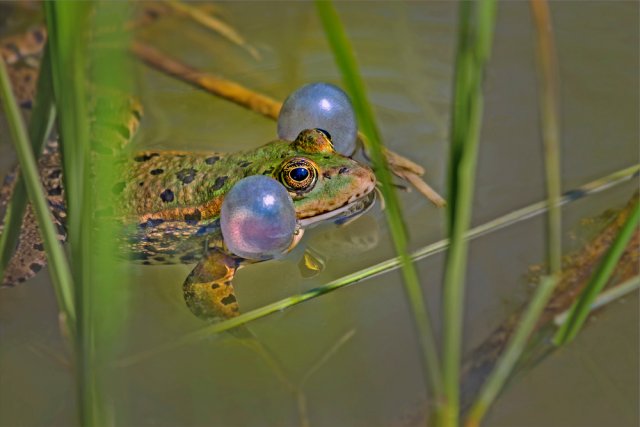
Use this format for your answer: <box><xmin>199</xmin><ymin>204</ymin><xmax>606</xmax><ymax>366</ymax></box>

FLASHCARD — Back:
<box><xmin>184</xmin><ymin>209</ymin><xmax>202</xmax><ymax>224</ymax></box>
<box><xmin>323</xmin><ymin>155</ymin><xmax>331</xmax><ymax>159</ymax></box>
<box><xmin>323</xmin><ymin>172</ymin><xmax>332</xmax><ymax>180</ymax></box>
<box><xmin>176</xmin><ymin>168</ymin><xmax>197</xmax><ymax>184</ymax></box>
<box><xmin>180</xmin><ymin>253</ymin><xmax>198</xmax><ymax>263</ymax></box>
<box><xmin>154</xmin><ymin>256</ymin><xmax>166</xmax><ymax>262</ymax></box>
<box><xmin>130</xmin><ymin>252</ymin><xmax>149</xmax><ymax>261</ymax></box>
<box><xmin>261</xmin><ymin>167</ymin><xmax>274</xmax><ymax>176</ymax></box>
<box><xmin>112</xmin><ymin>181</ymin><xmax>126</xmax><ymax>194</ymax></box>
<box><xmin>238</xmin><ymin>161</ymin><xmax>252</xmax><ymax>168</ymax></box>
<box><xmin>20</xmin><ymin>99</ymin><xmax>32</xmax><ymax>110</ymax></box>
<box><xmin>3</xmin><ymin>43</ymin><xmax>20</xmax><ymax>58</ymax></box>
<box><xmin>150</xmin><ymin>168</ymin><xmax>164</xmax><ymax>175</ymax></box>
<box><xmin>48</xmin><ymin>186</ymin><xmax>62</xmax><ymax>196</ymax></box>
<box><xmin>30</xmin><ymin>263</ymin><xmax>42</xmax><ymax>273</ymax></box>
<box><xmin>221</xmin><ymin>294</ymin><xmax>237</xmax><ymax>305</ymax></box>
<box><xmin>139</xmin><ymin>182</ymin><xmax>144</xmax><ymax>187</ymax></box>
<box><xmin>134</xmin><ymin>153</ymin><xmax>159</xmax><ymax>162</ymax></box>
<box><xmin>211</xmin><ymin>283</ymin><xmax>220</xmax><ymax>289</ymax></box>
<box><xmin>132</xmin><ymin>108</ymin><xmax>143</xmax><ymax>121</ymax></box>
<box><xmin>338</xmin><ymin>167</ymin><xmax>349</xmax><ymax>174</ymax></box>
<box><xmin>55</xmin><ymin>222</ymin><xmax>66</xmax><ymax>237</ymax></box>
<box><xmin>175</xmin><ymin>154</ymin><xmax>186</xmax><ymax>158</ymax></box>
<box><xmin>145</xmin><ymin>8</ymin><xmax>160</xmax><ymax>19</ymax></box>
<box><xmin>32</xmin><ymin>28</ymin><xmax>46</xmax><ymax>43</ymax></box>
<box><xmin>140</xmin><ymin>218</ymin><xmax>165</xmax><ymax>228</ymax></box>
<box><xmin>33</xmin><ymin>243</ymin><xmax>44</xmax><ymax>251</ymax></box>
<box><xmin>160</xmin><ymin>189</ymin><xmax>174</xmax><ymax>203</ymax></box>
<box><xmin>205</xmin><ymin>156</ymin><xmax>220</xmax><ymax>165</ymax></box>
<box><xmin>143</xmin><ymin>261</ymin><xmax>152</xmax><ymax>265</ymax></box>
<box><xmin>211</xmin><ymin>176</ymin><xmax>227</xmax><ymax>191</ymax></box>
<box><xmin>48</xmin><ymin>169</ymin><xmax>62</xmax><ymax>179</ymax></box>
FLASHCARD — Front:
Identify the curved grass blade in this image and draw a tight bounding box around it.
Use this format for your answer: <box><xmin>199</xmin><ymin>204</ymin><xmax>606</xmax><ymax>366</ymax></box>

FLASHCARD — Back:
<box><xmin>0</xmin><ymin>58</ymin><xmax>75</xmax><ymax>328</ymax></box>
<box><xmin>0</xmin><ymin>48</ymin><xmax>56</xmax><ymax>279</ymax></box>
<box><xmin>442</xmin><ymin>1</ymin><xmax>496</xmax><ymax>424</ymax></box>
<box><xmin>315</xmin><ymin>0</ymin><xmax>443</xmax><ymax>404</ymax></box>
<box><xmin>163</xmin><ymin>0</ymin><xmax>260</xmax><ymax>60</ymax></box>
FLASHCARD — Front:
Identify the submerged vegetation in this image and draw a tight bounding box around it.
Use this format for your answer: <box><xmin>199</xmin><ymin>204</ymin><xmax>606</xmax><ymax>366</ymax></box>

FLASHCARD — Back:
<box><xmin>0</xmin><ymin>1</ymin><xmax>637</xmax><ymax>426</ymax></box>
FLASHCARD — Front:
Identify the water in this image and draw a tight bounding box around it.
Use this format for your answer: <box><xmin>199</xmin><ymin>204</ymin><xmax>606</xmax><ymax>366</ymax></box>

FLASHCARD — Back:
<box><xmin>0</xmin><ymin>1</ymin><xmax>638</xmax><ymax>426</ymax></box>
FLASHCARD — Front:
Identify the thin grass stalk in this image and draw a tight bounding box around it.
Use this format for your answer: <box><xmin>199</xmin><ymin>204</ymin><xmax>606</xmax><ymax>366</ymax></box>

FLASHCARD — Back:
<box><xmin>163</xmin><ymin>0</ymin><xmax>260</xmax><ymax>60</ymax></box>
<box><xmin>442</xmin><ymin>1</ymin><xmax>496</xmax><ymax>424</ymax></box>
<box><xmin>0</xmin><ymin>48</ymin><xmax>56</xmax><ymax>279</ymax></box>
<box><xmin>531</xmin><ymin>0</ymin><xmax>562</xmax><ymax>275</ymax></box>
<box><xmin>463</xmin><ymin>2</ymin><xmax>563</xmax><ymax>423</ymax></box>
<box><xmin>315</xmin><ymin>0</ymin><xmax>443</xmax><ymax>404</ymax></box>
<box><xmin>0</xmin><ymin>59</ymin><xmax>75</xmax><ymax>328</ymax></box>
<box><xmin>115</xmin><ymin>164</ymin><xmax>638</xmax><ymax>368</ymax></box>
<box><xmin>553</xmin><ymin>200</ymin><xmax>639</xmax><ymax>345</ymax></box>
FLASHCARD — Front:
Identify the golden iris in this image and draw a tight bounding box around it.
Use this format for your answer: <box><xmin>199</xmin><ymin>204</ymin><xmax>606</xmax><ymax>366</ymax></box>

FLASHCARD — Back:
<box><xmin>279</xmin><ymin>157</ymin><xmax>318</xmax><ymax>192</ymax></box>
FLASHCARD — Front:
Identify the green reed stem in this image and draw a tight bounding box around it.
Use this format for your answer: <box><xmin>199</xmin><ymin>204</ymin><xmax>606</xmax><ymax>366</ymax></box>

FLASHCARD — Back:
<box><xmin>442</xmin><ymin>1</ymin><xmax>496</xmax><ymax>425</ymax></box>
<box><xmin>553</xmin><ymin>200</ymin><xmax>639</xmax><ymax>345</ymax></box>
<box><xmin>465</xmin><ymin>2</ymin><xmax>563</xmax><ymax>424</ymax></box>
<box><xmin>117</xmin><ymin>168</ymin><xmax>638</xmax><ymax>374</ymax></box>
<box><xmin>0</xmin><ymin>58</ymin><xmax>75</xmax><ymax>328</ymax></box>
<box><xmin>45</xmin><ymin>2</ymin><xmax>100</xmax><ymax>425</ymax></box>
<box><xmin>0</xmin><ymin>47</ymin><xmax>56</xmax><ymax>280</ymax></box>
<box><xmin>554</xmin><ymin>275</ymin><xmax>640</xmax><ymax>326</ymax></box>
<box><xmin>315</xmin><ymin>0</ymin><xmax>443</xmax><ymax>403</ymax></box>
<box><xmin>532</xmin><ymin>0</ymin><xmax>562</xmax><ymax>275</ymax></box>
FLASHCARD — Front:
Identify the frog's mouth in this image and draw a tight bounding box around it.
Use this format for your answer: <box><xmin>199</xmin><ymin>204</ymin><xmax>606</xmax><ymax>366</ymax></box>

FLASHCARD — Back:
<box><xmin>298</xmin><ymin>190</ymin><xmax>376</xmax><ymax>228</ymax></box>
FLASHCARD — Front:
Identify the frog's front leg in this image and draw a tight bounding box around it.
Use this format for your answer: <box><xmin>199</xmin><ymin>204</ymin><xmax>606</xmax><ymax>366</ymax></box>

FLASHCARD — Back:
<box><xmin>183</xmin><ymin>250</ymin><xmax>241</xmax><ymax>321</ymax></box>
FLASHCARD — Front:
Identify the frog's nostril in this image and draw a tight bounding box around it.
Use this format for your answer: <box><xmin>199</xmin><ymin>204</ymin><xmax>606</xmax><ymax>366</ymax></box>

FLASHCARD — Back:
<box><xmin>338</xmin><ymin>167</ymin><xmax>349</xmax><ymax>174</ymax></box>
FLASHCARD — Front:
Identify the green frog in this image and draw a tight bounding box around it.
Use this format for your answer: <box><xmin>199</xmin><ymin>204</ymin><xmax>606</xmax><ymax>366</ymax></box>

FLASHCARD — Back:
<box><xmin>116</xmin><ymin>128</ymin><xmax>376</xmax><ymax>320</ymax></box>
<box><xmin>0</xmin><ymin>28</ymin><xmax>377</xmax><ymax>322</ymax></box>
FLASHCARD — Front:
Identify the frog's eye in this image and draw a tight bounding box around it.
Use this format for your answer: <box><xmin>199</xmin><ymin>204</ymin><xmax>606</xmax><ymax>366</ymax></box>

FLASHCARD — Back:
<box><xmin>279</xmin><ymin>157</ymin><xmax>318</xmax><ymax>193</ymax></box>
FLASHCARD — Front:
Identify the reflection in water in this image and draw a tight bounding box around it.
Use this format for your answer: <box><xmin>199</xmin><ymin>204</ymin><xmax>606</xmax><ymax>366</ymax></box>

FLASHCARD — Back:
<box><xmin>298</xmin><ymin>215</ymin><xmax>380</xmax><ymax>278</ymax></box>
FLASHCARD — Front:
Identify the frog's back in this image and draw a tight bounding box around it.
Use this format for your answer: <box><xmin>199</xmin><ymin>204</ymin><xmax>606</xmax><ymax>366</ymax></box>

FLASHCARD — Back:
<box><xmin>117</xmin><ymin>148</ymin><xmax>275</xmax><ymax>265</ymax></box>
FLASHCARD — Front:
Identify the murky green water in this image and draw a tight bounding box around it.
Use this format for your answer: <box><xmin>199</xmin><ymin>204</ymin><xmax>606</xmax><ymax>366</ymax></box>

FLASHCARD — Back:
<box><xmin>0</xmin><ymin>2</ymin><xmax>638</xmax><ymax>426</ymax></box>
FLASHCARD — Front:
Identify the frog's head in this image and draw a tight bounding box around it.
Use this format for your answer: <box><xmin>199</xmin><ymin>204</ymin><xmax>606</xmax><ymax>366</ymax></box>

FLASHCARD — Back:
<box><xmin>276</xmin><ymin>128</ymin><xmax>377</xmax><ymax>226</ymax></box>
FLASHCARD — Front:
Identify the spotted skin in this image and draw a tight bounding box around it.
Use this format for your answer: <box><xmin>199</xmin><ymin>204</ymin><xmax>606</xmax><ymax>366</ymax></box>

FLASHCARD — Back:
<box><xmin>0</xmin><ymin>139</ymin><xmax>66</xmax><ymax>287</ymax></box>
<box><xmin>182</xmin><ymin>250</ymin><xmax>242</xmax><ymax>320</ymax></box>
<box><xmin>1</xmin><ymin>28</ymin><xmax>378</xmax><ymax>323</ymax></box>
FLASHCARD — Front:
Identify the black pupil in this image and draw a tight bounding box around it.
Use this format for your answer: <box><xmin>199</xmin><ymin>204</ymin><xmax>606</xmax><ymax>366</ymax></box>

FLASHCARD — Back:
<box><xmin>290</xmin><ymin>167</ymin><xmax>309</xmax><ymax>182</ymax></box>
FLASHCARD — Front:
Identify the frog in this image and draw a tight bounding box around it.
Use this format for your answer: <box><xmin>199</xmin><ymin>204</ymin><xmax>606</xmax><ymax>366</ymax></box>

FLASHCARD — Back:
<box><xmin>0</xmin><ymin>25</ymin><xmax>377</xmax><ymax>322</ymax></box>
<box><xmin>115</xmin><ymin>128</ymin><xmax>377</xmax><ymax>320</ymax></box>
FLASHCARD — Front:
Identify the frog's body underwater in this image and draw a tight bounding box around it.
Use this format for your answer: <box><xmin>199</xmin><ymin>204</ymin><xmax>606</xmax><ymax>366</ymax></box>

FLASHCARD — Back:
<box><xmin>0</xmin><ymin>27</ymin><xmax>377</xmax><ymax>321</ymax></box>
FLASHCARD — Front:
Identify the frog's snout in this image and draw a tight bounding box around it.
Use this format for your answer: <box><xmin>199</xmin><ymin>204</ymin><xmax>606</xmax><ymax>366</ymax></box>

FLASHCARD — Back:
<box><xmin>324</xmin><ymin>162</ymin><xmax>376</xmax><ymax>204</ymax></box>
<box><xmin>349</xmin><ymin>164</ymin><xmax>377</xmax><ymax>200</ymax></box>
